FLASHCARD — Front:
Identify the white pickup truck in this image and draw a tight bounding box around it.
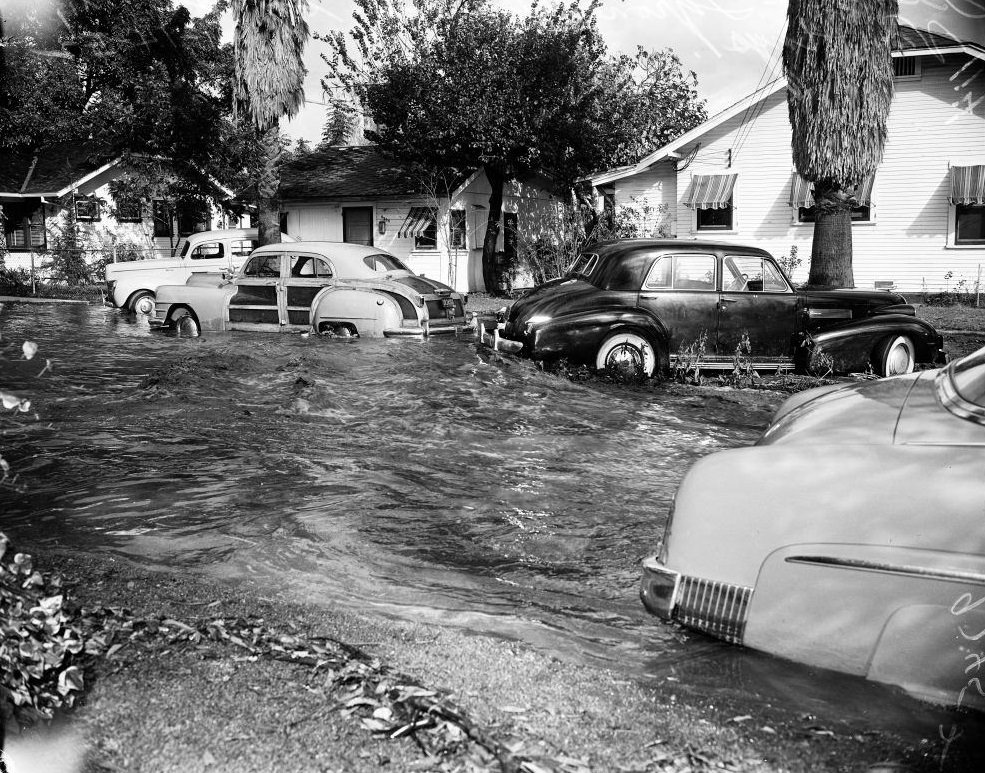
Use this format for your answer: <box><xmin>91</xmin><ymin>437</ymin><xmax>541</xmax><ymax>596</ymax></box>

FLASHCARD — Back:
<box><xmin>105</xmin><ymin>228</ymin><xmax>290</xmax><ymax>314</ymax></box>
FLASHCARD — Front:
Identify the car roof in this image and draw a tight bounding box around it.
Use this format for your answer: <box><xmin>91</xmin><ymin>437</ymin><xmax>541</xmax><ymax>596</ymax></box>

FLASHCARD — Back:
<box><xmin>584</xmin><ymin>238</ymin><xmax>774</xmax><ymax>257</ymax></box>
<box><xmin>251</xmin><ymin>241</ymin><xmax>403</xmax><ymax>277</ymax></box>
<box><xmin>186</xmin><ymin>228</ymin><xmax>257</xmax><ymax>240</ymax></box>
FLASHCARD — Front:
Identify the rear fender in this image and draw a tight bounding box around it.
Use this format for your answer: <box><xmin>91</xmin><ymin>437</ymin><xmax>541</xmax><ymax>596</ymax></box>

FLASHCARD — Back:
<box><xmin>532</xmin><ymin>309</ymin><xmax>669</xmax><ymax>365</ymax></box>
<box><xmin>802</xmin><ymin>314</ymin><xmax>943</xmax><ymax>372</ymax></box>
<box><xmin>313</xmin><ymin>287</ymin><xmax>403</xmax><ymax>337</ymax></box>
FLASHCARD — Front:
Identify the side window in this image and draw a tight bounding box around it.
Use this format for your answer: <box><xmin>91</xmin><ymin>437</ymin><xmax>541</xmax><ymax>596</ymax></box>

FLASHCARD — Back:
<box><xmin>290</xmin><ymin>255</ymin><xmax>333</xmax><ymax>277</ymax></box>
<box><xmin>673</xmin><ymin>254</ymin><xmax>716</xmax><ymax>290</ymax></box>
<box><xmin>643</xmin><ymin>256</ymin><xmax>672</xmax><ymax>289</ymax></box>
<box><xmin>724</xmin><ymin>256</ymin><xmax>789</xmax><ymax>292</ymax></box>
<box><xmin>762</xmin><ymin>259</ymin><xmax>788</xmax><ymax>291</ymax></box>
<box><xmin>243</xmin><ymin>254</ymin><xmax>281</xmax><ymax>277</ymax></box>
<box><xmin>231</xmin><ymin>239</ymin><xmax>257</xmax><ymax>257</ymax></box>
<box><xmin>190</xmin><ymin>242</ymin><xmax>223</xmax><ymax>260</ymax></box>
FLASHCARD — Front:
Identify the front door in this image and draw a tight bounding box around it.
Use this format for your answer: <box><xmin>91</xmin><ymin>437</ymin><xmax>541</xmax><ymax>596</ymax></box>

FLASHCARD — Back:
<box><xmin>718</xmin><ymin>254</ymin><xmax>799</xmax><ymax>359</ymax></box>
<box><xmin>228</xmin><ymin>252</ymin><xmax>282</xmax><ymax>332</ymax></box>
<box><xmin>283</xmin><ymin>253</ymin><xmax>336</xmax><ymax>330</ymax></box>
<box><xmin>638</xmin><ymin>252</ymin><xmax>720</xmax><ymax>355</ymax></box>
<box><xmin>343</xmin><ymin>207</ymin><xmax>374</xmax><ymax>246</ymax></box>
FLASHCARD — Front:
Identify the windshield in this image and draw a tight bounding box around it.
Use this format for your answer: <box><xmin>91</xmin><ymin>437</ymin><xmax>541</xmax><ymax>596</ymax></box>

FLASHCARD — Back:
<box><xmin>364</xmin><ymin>253</ymin><xmax>409</xmax><ymax>272</ymax></box>
<box><xmin>937</xmin><ymin>346</ymin><xmax>985</xmax><ymax>425</ymax></box>
<box><xmin>567</xmin><ymin>253</ymin><xmax>599</xmax><ymax>279</ymax></box>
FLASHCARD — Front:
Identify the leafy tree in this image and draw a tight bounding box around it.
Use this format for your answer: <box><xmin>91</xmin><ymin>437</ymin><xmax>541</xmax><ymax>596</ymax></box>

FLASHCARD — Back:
<box><xmin>783</xmin><ymin>0</ymin><xmax>897</xmax><ymax>288</ymax></box>
<box><xmin>321</xmin><ymin>99</ymin><xmax>356</xmax><ymax>147</ymax></box>
<box><xmin>232</xmin><ymin>0</ymin><xmax>309</xmax><ymax>246</ymax></box>
<box><xmin>324</xmin><ymin>0</ymin><xmax>704</xmax><ymax>293</ymax></box>
<box><xmin>0</xmin><ymin>0</ymin><xmax>255</xmax><ymax>217</ymax></box>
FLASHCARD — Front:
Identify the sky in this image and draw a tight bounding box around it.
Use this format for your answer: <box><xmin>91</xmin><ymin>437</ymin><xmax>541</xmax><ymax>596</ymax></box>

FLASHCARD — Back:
<box><xmin>170</xmin><ymin>0</ymin><xmax>985</xmax><ymax>143</ymax></box>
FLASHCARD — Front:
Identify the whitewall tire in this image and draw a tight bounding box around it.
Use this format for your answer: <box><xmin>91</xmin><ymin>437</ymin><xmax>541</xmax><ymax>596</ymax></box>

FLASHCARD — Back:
<box><xmin>875</xmin><ymin>335</ymin><xmax>915</xmax><ymax>377</ymax></box>
<box><xmin>595</xmin><ymin>332</ymin><xmax>657</xmax><ymax>378</ymax></box>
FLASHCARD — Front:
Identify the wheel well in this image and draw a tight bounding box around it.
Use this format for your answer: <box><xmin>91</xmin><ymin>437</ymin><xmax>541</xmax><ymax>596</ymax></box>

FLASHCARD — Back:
<box><xmin>166</xmin><ymin>304</ymin><xmax>198</xmax><ymax>325</ymax></box>
<box><xmin>610</xmin><ymin>325</ymin><xmax>668</xmax><ymax>368</ymax></box>
<box><xmin>126</xmin><ymin>289</ymin><xmax>154</xmax><ymax>308</ymax></box>
<box><xmin>318</xmin><ymin>321</ymin><xmax>359</xmax><ymax>337</ymax></box>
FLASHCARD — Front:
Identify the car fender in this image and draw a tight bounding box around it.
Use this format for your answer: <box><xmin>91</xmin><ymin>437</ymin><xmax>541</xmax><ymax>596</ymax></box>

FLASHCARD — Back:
<box><xmin>312</xmin><ymin>287</ymin><xmax>404</xmax><ymax>337</ymax></box>
<box><xmin>531</xmin><ymin>308</ymin><xmax>670</xmax><ymax>364</ymax></box>
<box><xmin>744</xmin><ymin>543</ymin><xmax>985</xmax><ymax>684</ymax></box>
<box><xmin>803</xmin><ymin>314</ymin><xmax>943</xmax><ymax>371</ymax></box>
<box><xmin>158</xmin><ymin>283</ymin><xmax>233</xmax><ymax>331</ymax></box>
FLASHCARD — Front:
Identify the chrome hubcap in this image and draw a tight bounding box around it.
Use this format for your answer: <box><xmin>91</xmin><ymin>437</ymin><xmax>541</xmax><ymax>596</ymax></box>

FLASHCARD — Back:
<box><xmin>887</xmin><ymin>344</ymin><xmax>911</xmax><ymax>375</ymax></box>
<box><xmin>135</xmin><ymin>297</ymin><xmax>154</xmax><ymax>315</ymax></box>
<box><xmin>607</xmin><ymin>344</ymin><xmax>643</xmax><ymax>375</ymax></box>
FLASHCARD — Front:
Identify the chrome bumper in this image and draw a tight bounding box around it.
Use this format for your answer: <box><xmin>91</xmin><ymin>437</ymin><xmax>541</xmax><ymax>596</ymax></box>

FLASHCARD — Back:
<box><xmin>641</xmin><ymin>556</ymin><xmax>753</xmax><ymax>644</ymax></box>
<box><xmin>478</xmin><ymin>323</ymin><xmax>524</xmax><ymax>354</ymax></box>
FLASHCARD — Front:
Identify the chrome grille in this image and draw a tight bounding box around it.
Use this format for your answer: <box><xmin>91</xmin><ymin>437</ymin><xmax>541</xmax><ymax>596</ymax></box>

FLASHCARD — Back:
<box><xmin>674</xmin><ymin>576</ymin><xmax>752</xmax><ymax>644</ymax></box>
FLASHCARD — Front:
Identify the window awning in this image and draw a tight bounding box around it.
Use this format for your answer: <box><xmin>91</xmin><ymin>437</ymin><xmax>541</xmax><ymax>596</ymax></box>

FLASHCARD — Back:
<box><xmin>398</xmin><ymin>206</ymin><xmax>437</xmax><ymax>238</ymax></box>
<box><xmin>948</xmin><ymin>165</ymin><xmax>985</xmax><ymax>205</ymax></box>
<box><xmin>788</xmin><ymin>174</ymin><xmax>876</xmax><ymax>207</ymax></box>
<box><xmin>681</xmin><ymin>173</ymin><xmax>737</xmax><ymax>209</ymax></box>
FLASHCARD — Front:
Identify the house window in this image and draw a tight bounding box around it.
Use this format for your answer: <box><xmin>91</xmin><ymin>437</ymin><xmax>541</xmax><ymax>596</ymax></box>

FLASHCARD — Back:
<box><xmin>1</xmin><ymin>204</ymin><xmax>44</xmax><ymax>250</ymax></box>
<box><xmin>177</xmin><ymin>204</ymin><xmax>209</xmax><ymax>236</ymax></box>
<box><xmin>152</xmin><ymin>200</ymin><xmax>172</xmax><ymax>238</ymax></box>
<box><xmin>682</xmin><ymin>173</ymin><xmax>737</xmax><ymax>233</ymax></box>
<box><xmin>798</xmin><ymin>204</ymin><xmax>872</xmax><ymax>223</ymax></box>
<box><xmin>696</xmin><ymin>202</ymin><xmax>733</xmax><ymax>231</ymax></box>
<box><xmin>449</xmin><ymin>209</ymin><xmax>467</xmax><ymax>249</ymax></box>
<box><xmin>75</xmin><ymin>197</ymin><xmax>100</xmax><ymax>222</ymax></box>
<box><xmin>893</xmin><ymin>57</ymin><xmax>921</xmax><ymax>80</ymax></box>
<box><xmin>415</xmin><ymin>211</ymin><xmax>438</xmax><ymax>249</ymax></box>
<box><xmin>114</xmin><ymin>195</ymin><xmax>143</xmax><ymax>223</ymax></box>
<box><xmin>956</xmin><ymin>205</ymin><xmax>985</xmax><ymax>244</ymax></box>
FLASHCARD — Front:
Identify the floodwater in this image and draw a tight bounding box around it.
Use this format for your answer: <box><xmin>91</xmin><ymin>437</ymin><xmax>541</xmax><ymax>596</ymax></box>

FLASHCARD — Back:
<box><xmin>1</xmin><ymin>302</ymin><xmax>979</xmax><ymax>747</ymax></box>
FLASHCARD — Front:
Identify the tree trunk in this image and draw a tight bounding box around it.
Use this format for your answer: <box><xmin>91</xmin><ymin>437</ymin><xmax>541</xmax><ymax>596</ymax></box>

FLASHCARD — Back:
<box><xmin>481</xmin><ymin>166</ymin><xmax>505</xmax><ymax>294</ymax></box>
<box><xmin>806</xmin><ymin>182</ymin><xmax>854</xmax><ymax>289</ymax></box>
<box><xmin>256</xmin><ymin>123</ymin><xmax>283</xmax><ymax>246</ymax></box>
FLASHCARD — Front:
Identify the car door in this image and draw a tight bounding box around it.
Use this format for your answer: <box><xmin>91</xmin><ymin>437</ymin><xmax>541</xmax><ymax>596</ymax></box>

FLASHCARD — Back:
<box><xmin>185</xmin><ymin>240</ymin><xmax>231</xmax><ymax>274</ymax></box>
<box><xmin>227</xmin><ymin>252</ymin><xmax>283</xmax><ymax>332</ymax></box>
<box><xmin>638</xmin><ymin>252</ymin><xmax>720</xmax><ymax>354</ymax></box>
<box><xmin>718</xmin><ymin>254</ymin><xmax>800</xmax><ymax>359</ymax></box>
<box><xmin>283</xmin><ymin>253</ymin><xmax>336</xmax><ymax>330</ymax></box>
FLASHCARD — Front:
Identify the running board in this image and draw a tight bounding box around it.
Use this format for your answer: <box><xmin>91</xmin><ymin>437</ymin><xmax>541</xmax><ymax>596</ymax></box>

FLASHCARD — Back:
<box><xmin>670</xmin><ymin>356</ymin><xmax>795</xmax><ymax>372</ymax></box>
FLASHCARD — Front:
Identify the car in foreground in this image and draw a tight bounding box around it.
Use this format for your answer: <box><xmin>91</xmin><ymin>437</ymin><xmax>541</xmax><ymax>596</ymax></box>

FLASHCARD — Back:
<box><xmin>640</xmin><ymin>346</ymin><xmax>985</xmax><ymax>709</ymax></box>
<box><xmin>150</xmin><ymin>241</ymin><xmax>467</xmax><ymax>337</ymax></box>
<box><xmin>104</xmin><ymin>228</ymin><xmax>271</xmax><ymax>315</ymax></box>
<box><xmin>490</xmin><ymin>239</ymin><xmax>945</xmax><ymax>376</ymax></box>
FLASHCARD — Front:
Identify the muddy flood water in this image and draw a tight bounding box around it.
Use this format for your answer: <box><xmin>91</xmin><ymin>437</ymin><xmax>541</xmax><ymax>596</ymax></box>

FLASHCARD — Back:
<box><xmin>1</xmin><ymin>302</ymin><xmax>980</xmax><ymax>748</ymax></box>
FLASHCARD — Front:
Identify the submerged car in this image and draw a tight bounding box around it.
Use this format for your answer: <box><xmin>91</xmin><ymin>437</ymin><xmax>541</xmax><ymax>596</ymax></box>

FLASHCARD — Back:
<box><xmin>640</xmin><ymin>346</ymin><xmax>985</xmax><ymax>709</ymax></box>
<box><xmin>150</xmin><ymin>241</ymin><xmax>467</xmax><ymax>337</ymax></box>
<box><xmin>493</xmin><ymin>239</ymin><xmax>945</xmax><ymax>376</ymax></box>
<box><xmin>104</xmin><ymin>228</ymin><xmax>279</xmax><ymax>315</ymax></box>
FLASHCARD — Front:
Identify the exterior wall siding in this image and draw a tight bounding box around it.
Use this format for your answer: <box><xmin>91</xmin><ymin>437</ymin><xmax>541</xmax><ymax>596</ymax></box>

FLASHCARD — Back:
<box><xmin>616</xmin><ymin>54</ymin><xmax>985</xmax><ymax>292</ymax></box>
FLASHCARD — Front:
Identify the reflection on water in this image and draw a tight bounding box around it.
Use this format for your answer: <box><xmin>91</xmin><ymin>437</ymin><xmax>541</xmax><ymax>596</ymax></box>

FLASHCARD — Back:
<box><xmin>0</xmin><ymin>302</ymin><xmax>978</xmax><ymax>744</ymax></box>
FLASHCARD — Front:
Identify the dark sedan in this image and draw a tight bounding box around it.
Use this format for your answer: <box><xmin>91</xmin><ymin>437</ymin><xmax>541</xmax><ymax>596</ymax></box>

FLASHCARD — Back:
<box><xmin>490</xmin><ymin>239</ymin><xmax>946</xmax><ymax>377</ymax></box>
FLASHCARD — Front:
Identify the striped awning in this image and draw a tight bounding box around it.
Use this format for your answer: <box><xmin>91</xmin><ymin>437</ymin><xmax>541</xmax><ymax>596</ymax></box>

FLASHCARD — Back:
<box><xmin>788</xmin><ymin>174</ymin><xmax>876</xmax><ymax>207</ymax></box>
<box><xmin>681</xmin><ymin>174</ymin><xmax>737</xmax><ymax>209</ymax></box>
<box><xmin>398</xmin><ymin>206</ymin><xmax>437</xmax><ymax>238</ymax></box>
<box><xmin>948</xmin><ymin>165</ymin><xmax>985</xmax><ymax>205</ymax></box>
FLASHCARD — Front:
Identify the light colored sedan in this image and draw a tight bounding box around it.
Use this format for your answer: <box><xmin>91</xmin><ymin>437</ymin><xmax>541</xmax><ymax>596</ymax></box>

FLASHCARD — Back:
<box><xmin>641</xmin><ymin>346</ymin><xmax>985</xmax><ymax>710</ymax></box>
<box><xmin>150</xmin><ymin>242</ymin><xmax>467</xmax><ymax>337</ymax></box>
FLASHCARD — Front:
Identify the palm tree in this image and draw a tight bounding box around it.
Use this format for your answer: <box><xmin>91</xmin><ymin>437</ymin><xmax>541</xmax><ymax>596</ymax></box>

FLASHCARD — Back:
<box><xmin>232</xmin><ymin>0</ymin><xmax>309</xmax><ymax>245</ymax></box>
<box><xmin>783</xmin><ymin>0</ymin><xmax>897</xmax><ymax>288</ymax></box>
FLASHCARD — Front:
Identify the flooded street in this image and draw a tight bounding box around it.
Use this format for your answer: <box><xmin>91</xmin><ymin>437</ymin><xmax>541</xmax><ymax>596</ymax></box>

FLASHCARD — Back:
<box><xmin>0</xmin><ymin>302</ymin><xmax>974</xmax><ymax>744</ymax></box>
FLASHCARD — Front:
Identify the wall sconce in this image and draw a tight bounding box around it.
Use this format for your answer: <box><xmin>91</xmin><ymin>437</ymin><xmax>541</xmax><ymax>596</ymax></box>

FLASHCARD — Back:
<box><xmin>378</xmin><ymin>215</ymin><xmax>389</xmax><ymax>234</ymax></box>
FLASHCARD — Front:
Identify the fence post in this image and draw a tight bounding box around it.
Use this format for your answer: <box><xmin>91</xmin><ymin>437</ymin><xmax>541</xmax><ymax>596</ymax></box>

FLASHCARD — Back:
<box><xmin>976</xmin><ymin>263</ymin><xmax>981</xmax><ymax>309</ymax></box>
<box><xmin>29</xmin><ymin>249</ymin><xmax>36</xmax><ymax>296</ymax></box>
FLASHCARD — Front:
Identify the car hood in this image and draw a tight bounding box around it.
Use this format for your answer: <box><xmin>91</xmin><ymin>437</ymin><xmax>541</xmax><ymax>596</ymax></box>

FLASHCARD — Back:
<box><xmin>105</xmin><ymin>257</ymin><xmax>184</xmax><ymax>276</ymax></box>
<box><xmin>797</xmin><ymin>288</ymin><xmax>913</xmax><ymax>315</ymax></box>
<box><xmin>757</xmin><ymin>371</ymin><xmax>930</xmax><ymax>446</ymax></box>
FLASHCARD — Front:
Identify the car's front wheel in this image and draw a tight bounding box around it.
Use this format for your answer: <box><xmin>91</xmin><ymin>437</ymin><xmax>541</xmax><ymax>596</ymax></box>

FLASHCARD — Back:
<box><xmin>129</xmin><ymin>291</ymin><xmax>155</xmax><ymax>316</ymax></box>
<box><xmin>596</xmin><ymin>332</ymin><xmax>657</xmax><ymax>378</ymax></box>
<box><xmin>874</xmin><ymin>334</ymin><xmax>915</xmax><ymax>376</ymax></box>
<box><xmin>168</xmin><ymin>307</ymin><xmax>200</xmax><ymax>338</ymax></box>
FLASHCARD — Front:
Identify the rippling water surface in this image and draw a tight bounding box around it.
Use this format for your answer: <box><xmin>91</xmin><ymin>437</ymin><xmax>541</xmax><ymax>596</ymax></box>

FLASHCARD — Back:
<box><xmin>1</xmin><ymin>302</ymin><xmax>974</xmax><ymax>741</ymax></box>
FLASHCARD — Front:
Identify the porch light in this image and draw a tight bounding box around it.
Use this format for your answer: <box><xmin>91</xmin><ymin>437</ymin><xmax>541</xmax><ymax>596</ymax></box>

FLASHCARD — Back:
<box><xmin>378</xmin><ymin>215</ymin><xmax>389</xmax><ymax>234</ymax></box>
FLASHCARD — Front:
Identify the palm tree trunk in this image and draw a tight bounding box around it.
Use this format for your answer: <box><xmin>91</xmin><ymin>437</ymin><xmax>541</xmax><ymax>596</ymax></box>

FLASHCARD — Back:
<box><xmin>256</xmin><ymin>123</ymin><xmax>283</xmax><ymax>246</ymax></box>
<box><xmin>807</xmin><ymin>182</ymin><xmax>854</xmax><ymax>289</ymax></box>
<box><xmin>482</xmin><ymin>166</ymin><xmax>505</xmax><ymax>294</ymax></box>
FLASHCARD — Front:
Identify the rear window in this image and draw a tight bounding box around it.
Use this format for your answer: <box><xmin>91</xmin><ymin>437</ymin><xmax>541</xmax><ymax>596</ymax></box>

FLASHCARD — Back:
<box><xmin>364</xmin><ymin>253</ymin><xmax>409</xmax><ymax>272</ymax></box>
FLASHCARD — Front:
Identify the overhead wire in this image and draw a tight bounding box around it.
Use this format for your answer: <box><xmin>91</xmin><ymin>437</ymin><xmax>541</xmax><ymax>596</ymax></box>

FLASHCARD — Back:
<box><xmin>731</xmin><ymin>20</ymin><xmax>788</xmax><ymax>164</ymax></box>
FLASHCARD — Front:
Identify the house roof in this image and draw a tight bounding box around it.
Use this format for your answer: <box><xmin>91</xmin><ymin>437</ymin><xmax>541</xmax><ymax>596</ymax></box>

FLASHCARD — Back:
<box><xmin>279</xmin><ymin>145</ymin><xmax>451</xmax><ymax>201</ymax></box>
<box><xmin>0</xmin><ymin>142</ymin><xmax>121</xmax><ymax>198</ymax></box>
<box><xmin>585</xmin><ymin>25</ymin><xmax>985</xmax><ymax>187</ymax></box>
